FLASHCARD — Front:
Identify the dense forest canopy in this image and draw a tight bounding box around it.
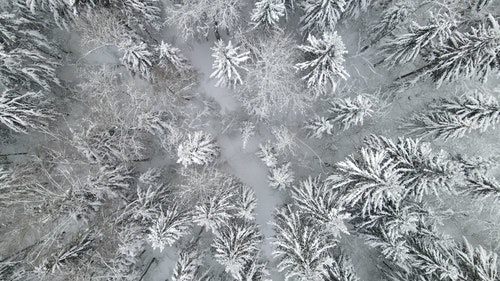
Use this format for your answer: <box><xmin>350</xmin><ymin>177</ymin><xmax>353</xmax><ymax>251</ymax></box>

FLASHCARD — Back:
<box><xmin>0</xmin><ymin>0</ymin><xmax>499</xmax><ymax>280</ymax></box>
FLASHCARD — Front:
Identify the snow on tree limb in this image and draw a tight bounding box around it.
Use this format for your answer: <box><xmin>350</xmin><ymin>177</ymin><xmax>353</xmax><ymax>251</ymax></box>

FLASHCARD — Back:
<box><xmin>171</xmin><ymin>247</ymin><xmax>203</xmax><ymax>281</ymax></box>
<box><xmin>239</xmin><ymin>34</ymin><xmax>309</xmax><ymax>119</ymax></box>
<box><xmin>322</xmin><ymin>254</ymin><xmax>361</xmax><ymax>281</ymax></box>
<box><xmin>291</xmin><ymin>176</ymin><xmax>351</xmax><ymax>237</ymax></box>
<box><xmin>343</xmin><ymin>0</ymin><xmax>373</xmax><ymax>19</ymax></box>
<box><xmin>461</xmin><ymin>172</ymin><xmax>500</xmax><ymax>201</ymax></box>
<box><xmin>193</xmin><ymin>192</ymin><xmax>233</xmax><ymax>232</ymax></box>
<box><xmin>403</xmin><ymin>90</ymin><xmax>500</xmax><ymax>141</ymax></box>
<box><xmin>380</xmin><ymin>13</ymin><xmax>456</xmax><ymax>67</ymax></box>
<box><xmin>268</xmin><ymin>162</ymin><xmax>295</xmax><ymax>190</ymax></box>
<box><xmin>272</xmin><ymin>205</ymin><xmax>335</xmax><ymax>280</ymax></box>
<box><xmin>147</xmin><ymin>206</ymin><xmax>192</xmax><ymax>252</ymax></box>
<box><xmin>119</xmin><ymin>40</ymin><xmax>153</xmax><ymax>81</ymax></box>
<box><xmin>157</xmin><ymin>41</ymin><xmax>192</xmax><ymax>73</ymax></box>
<box><xmin>212</xmin><ymin>222</ymin><xmax>262</xmax><ymax>278</ymax></box>
<box><xmin>296</xmin><ymin>32</ymin><xmax>349</xmax><ymax>95</ymax></box>
<box><xmin>0</xmin><ymin>90</ymin><xmax>55</xmax><ymax>133</ymax></box>
<box><xmin>299</xmin><ymin>0</ymin><xmax>347</xmax><ymax>34</ymax></box>
<box><xmin>327</xmin><ymin>94</ymin><xmax>377</xmax><ymax>130</ymax></box>
<box><xmin>426</xmin><ymin>14</ymin><xmax>500</xmax><ymax>87</ymax></box>
<box><xmin>177</xmin><ymin>131</ymin><xmax>220</xmax><ymax>168</ymax></box>
<box><xmin>251</xmin><ymin>0</ymin><xmax>286</xmax><ymax>31</ymax></box>
<box><xmin>210</xmin><ymin>40</ymin><xmax>250</xmax><ymax>88</ymax></box>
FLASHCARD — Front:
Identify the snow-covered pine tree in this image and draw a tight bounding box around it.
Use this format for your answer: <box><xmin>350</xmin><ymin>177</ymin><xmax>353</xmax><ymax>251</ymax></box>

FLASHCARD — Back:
<box><xmin>359</xmin><ymin>202</ymin><xmax>423</xmax><ymax>240</ymax></box>
<box><xmin>234</xmin><ymin>184</ymin><xmax>257</xmax><ymax>221</ymax></box>
<box><xmin>119</xmin><ymin>40</ymin><xmax>153</xmax><ymax>81</ymax></box>
<box><xmin>156</xmin><ymin>41</ymin><xmax>191</xmax><ymax>73</ymax></box>
<box><xmin>235</xmin><ymin>258</ymin><xmax>270</xmax><ymax>281</ymax></box>
<box><xmin>239</xmin><ymin>121</ymin><xmax>255</xmax><ymax>150</ymax></box>
<box><xmin>389</xmin><ymin>205</ymin><xmax>495</xmax><ymax>281</ymax></box>
<box><xmin>403</xmin><ymin>90</ymin><xmax>500</xmax><ymax>140</ymax></box>
<box><xmin>127</xmin><ymin>184</ymin><xmax>164</xmax><ymax>223</ymax></box>
<box><xmin>212</xmin><ymin>222</ymin><xmax>262</xmax><ymax>278</ymax></box>
<box><xmin>328</xmin><ymin>94</ymin><xmax>377</xmax><ymax>130</ymax></box>
<box><xmin>363</xmin><ymin>203</ymin><xmax>447</xmax><ymax>270</ymax></box>
<box><xmin>171</xmin><ymin>247</ymin><xmax>203</xmax><ymax>281</ymax></box>
<box><xmin>256</xmin><ymin>142</ymin><xmax>278</xmax><ymax>167</ymax></box>
<box><xmin>296</xmin><ymin>32</ymin><xmax>349</xmax><ymax>95</ymax></box>
<box><xmin>23</xmin><ymin>0</ymin><xmax>75</xmax><ymax>30</ymax></box>
<box><xmin>380</xmin><ymin>226</ymin><xmax>499</xmax><ymax>281</ymax></box>
<box><xmin>380</xmin><ymin>13</ymin><xmax>455</xmax><ymax>67</ymax></box>
<box><xmin>321</xmin><ymin>254</ymin><xmax>360</xmax><ymax>281</ymax></box>
<box><xmin>0</xmin><ymin>12</ymin><xmax>18</xmax><ymax>46</ymax></box>
<box><xmin>291</xmin><ymin>176</ymin><xmax>351</xmax><ymax>237</ymax></box>
<box><xmin>137</xmin><ymin>111</ymin><xmax>170</xmax><ymax>137</ymax></box>
<box><xmin>147</xmin><ymin>205</ymin><xmax>192</xmax><ymax>252</ymax></box>
<box><xmin>305</xmin><ymin>115</ymin><xmax>334</xmax><ymax>138</ymax></box>
<box><xmin>26</xmin><ymin>0</ymin><xmax>162</xmax><ymax>31</ymax></box>
<box><xmin>329</xmin><ymin>147</ymin><xmax>404</xmax><ymax>215</ymax></box>
<box><xmin>272</xmin><ymin>125</ymin><xmax>299</xmax><ymax>155</ymax></box>
<box><xmin>423</xmin><ymin>14</ymin><xmax>500</xmax><ymax>87</ymax></box>
<box><xmin>42</xmin><ymin>230</ymin><xmax>96</xmax><ymax>275</ymax></box>
<box><xmin>109</xmin><ymin>0</ymin><xmax>161</xmax><ymax>31</ymax></box>
<box><xmin>364</xmin><ymin>225</ymin><xmax>412</xmax><ymax>264</ymax></box>
<box><xmin>342</xmin><ymin>0</ymin><xmax>373</xmax><ymax>19</ymax></box>
<box><xmin>165</xmin><ymin>0</ymin><xmax>243</xmax><ymax>40</ymax></box>
<box><xmin>434</xmin><ymin>90</ymin><xmax>500</xmax><ymax>133</ymax></box>
<box><xmin>192</xmin><ymin>192</ymin><xmax>233</xmax><ymax>232</ymax></box>
<box><xmin>461</xmin><ymin>172</ymin><xmax>500</xmax><ymax>201</ymax></box>
<box><xmin>85</xmin><ymin>164</ymin><xmax>133</xmax><ymax>201</ymax></box>
<box><xmin>210</xmin><ymin>40</ymin><xmax>250</xmax><ymax>88</ymax></box>
<box><xmin>0</xmin><ymin>90</ymin><xmax>55</xmax><ymax>133</ymax></box>
<box><xmin>272</xmin><ymin>205</ymin><xmax>335</xmax><ymax>280</ymax></box>
<box><xmin>306</xmin><ymin>94</ymin><xmax>383</xmax><ymax>138</ymax></box>
<box><xmin>74</xmin><ymin>124</ymin><xmax>145</xmax><ymax>164</ymax></box>
<box><xmin>455</xmin><ymin>154</ymin><xmax>499</xmax><ymax>175</ymax></box>
<box><xmin>299</xmin><ymin>0</ymin><xmax>347</xmax><ymax>35</ymax></box>
<box><xmin>0</xmin><ymin>6</ymin><xmax>55</xmax><ymax>54</ymax></box>
<box><xmin>363</xmin><ymin>135</ymin><xmax>462</xmax><ymax>201</ymax></box>
<box><xmin>331</xmin><ymin>137</ymin><xmax>498</xmax><ymax>280</ymax></box>
<box><xmin>408</xmin><ymin>235</ymin><xmax>462</xmax><ymax>280</ymax></box>
<box><xmin>250</xmin><ymin>0</ymin><xmax>285</xmax><ymax>31</ymax></box>
<box><xmin>403</xmin><ymin>111</ymin><xmax>473</xmax><ymax>141</ymax></box>
<box><xmin>268</xmin><ymin>162</ymin><xmax>295</xmax><ymax>190</ymax></box>
<box><xmin>369</xmin><ymin>0</ymin><xmax>416</xmax><ymax>44</ymax></box>
<box><xmin>112</xmin><ymin>223</ymin><xmax>145</xmax><ymax>280</ymax></box>
<box><xmin>0</xmin><ymin>45</ymin><xmax>61</xmax><ymax>91</ymax></box>
<box><xmin>177</xmin><ymin>131</ymin><xmax>220</xmax><ymax>168</ymax></box>
<box><xmin>138</xmin><ymin>168</ymin><xmax>161</xmax><ymax>185</ymax></box>
<box><xmin>456</xmin><ymin>238</ymin><xmax>499</xmax><ymax>281</ymax></box>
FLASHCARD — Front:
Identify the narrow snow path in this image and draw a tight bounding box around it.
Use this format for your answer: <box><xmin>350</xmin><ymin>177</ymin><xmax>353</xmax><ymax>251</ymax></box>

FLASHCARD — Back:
<box><xmin>183</xmin><ymin>40</ymin><xmax>284</xmax><ymax>278</ymax></box>
<box><xmin>218</xmin><ymin>135</ymin><xmax>283</xmax><ymax>254</ymax></box>
<box><xmin>218</xmin><ymin>135</ymin><xmax>285</xmax><ymax>280</ymax></box>
<box><xmin>182</xmin><ymin>41</ymin><xmax>283</xmax><ymax>246</ymax></box>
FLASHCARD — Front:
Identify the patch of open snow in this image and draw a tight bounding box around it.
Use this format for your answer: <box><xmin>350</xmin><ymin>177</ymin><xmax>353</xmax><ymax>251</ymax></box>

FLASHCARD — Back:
<box><xmin>182</xmin><ymin>41</ymin><xmax>240</xmax><ymax>114</ymax></box>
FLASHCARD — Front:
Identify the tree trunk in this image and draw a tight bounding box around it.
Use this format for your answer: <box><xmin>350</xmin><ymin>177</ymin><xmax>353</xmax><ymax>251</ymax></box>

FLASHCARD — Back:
<box><xmin>139</xmin><ymin>258</ymin><xmax>156</xmax><ymax>281</ymax></box>
<box><xmin>214</xmin><ymin>22</ymin><xmax>221</xmax><ymax>41</ymax></box>
<box><xmin>397</xmin><ymin>65</ymin><xmax>429</xmax><ymax>80</ymax></box>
